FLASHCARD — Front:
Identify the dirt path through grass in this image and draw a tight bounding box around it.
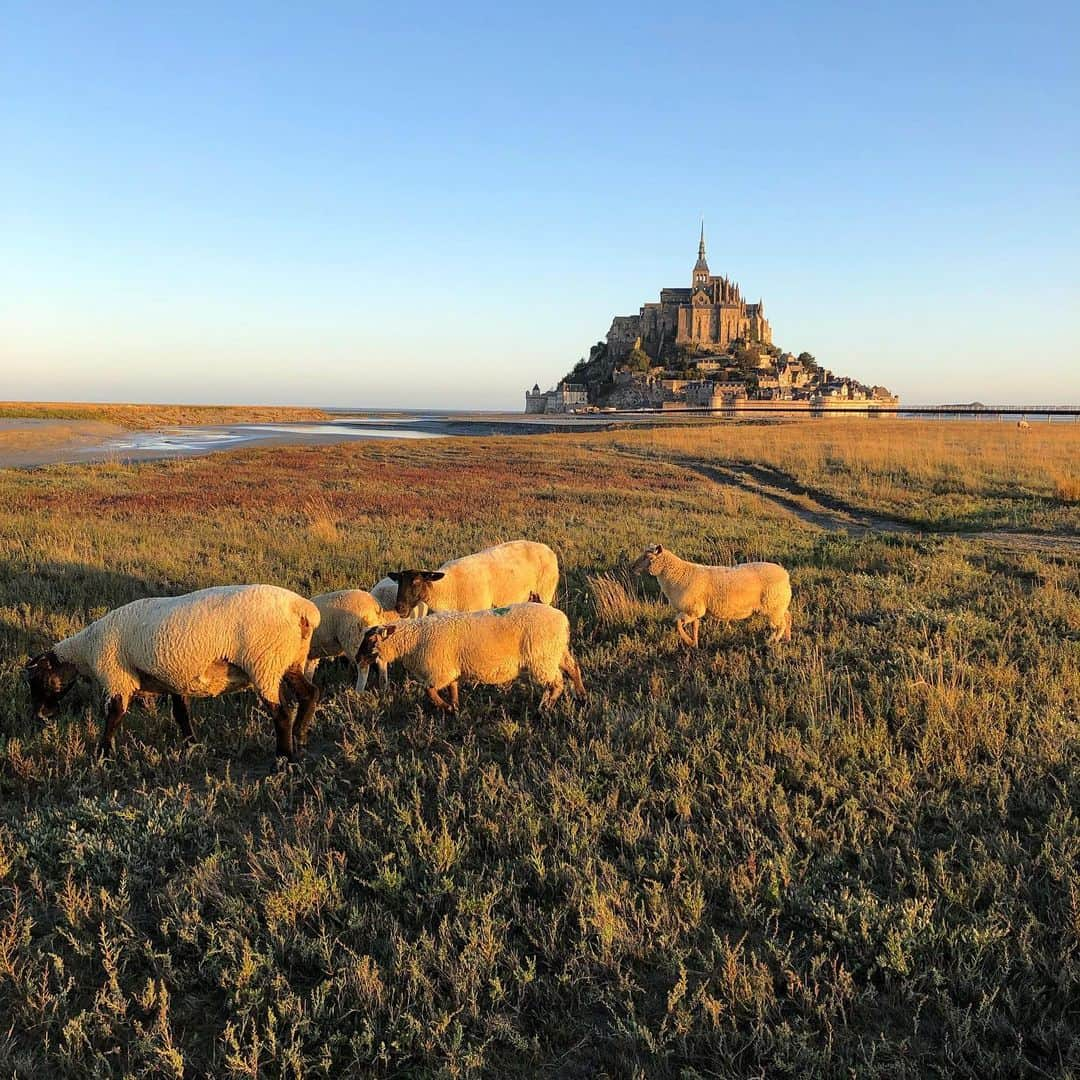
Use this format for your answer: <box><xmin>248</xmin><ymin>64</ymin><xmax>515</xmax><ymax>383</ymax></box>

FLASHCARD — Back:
<box><xmin>610</xmin><ymin>449</ymin><xmax>1080</xmax><ymax>557</ymax></box>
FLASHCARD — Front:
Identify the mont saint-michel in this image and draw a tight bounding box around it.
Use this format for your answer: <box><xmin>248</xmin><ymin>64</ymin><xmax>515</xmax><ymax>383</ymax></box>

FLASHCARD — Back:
<box><xmin>527</xmin><ymin>226</ymin><xmax>897</xmax><ymax>413</ymax></box>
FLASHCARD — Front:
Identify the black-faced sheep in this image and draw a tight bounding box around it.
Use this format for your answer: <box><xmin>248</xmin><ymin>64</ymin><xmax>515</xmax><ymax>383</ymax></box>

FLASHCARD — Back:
<box><xmin>357</xmin><ymin>602</ymin><xmax>584</xmax><ymax>712</ymax></box>
<box><xmin>308</xmin><ymin>589</ymin><xmax>395</xmax><ymax>691</ymax></box>
<box><xmin>379</xmin><ymin>540</ymin><xmax>559</xmax><ymax>617</ymax></box>
<box><xmin>24</xmin><ymin>584</ymin><xmax>320</xmax><ymax>761</ymax></box>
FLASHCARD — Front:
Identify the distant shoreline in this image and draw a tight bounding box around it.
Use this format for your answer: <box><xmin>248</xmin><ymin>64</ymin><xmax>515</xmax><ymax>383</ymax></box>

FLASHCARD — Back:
<box><xmin>1</xmin><ymin>402</ymin><xmax>1077</xmax><ymax>470</ymax></box>
<box><xmin>0</xmin><ymin>414</ymin><xmax>651</xmax><ymax>469</ymax></box>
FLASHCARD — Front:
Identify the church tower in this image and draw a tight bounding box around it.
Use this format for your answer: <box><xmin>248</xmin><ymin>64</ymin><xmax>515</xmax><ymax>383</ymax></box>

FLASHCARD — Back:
<box><xmin>693</xmin><ymin>220</ymin><xmax>710</xmax><ymax>287</ymax></box>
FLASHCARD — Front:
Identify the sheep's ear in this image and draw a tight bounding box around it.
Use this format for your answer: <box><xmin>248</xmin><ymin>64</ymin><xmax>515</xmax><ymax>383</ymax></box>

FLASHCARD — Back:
<box><xmin>654</xmin><ymin>544</ymin><xmax>664</xmax><ymax>554</ymax></box>
<box><xmin>422</xmin><ymin>571</ymin><xmax>446</xmax><ymax>582</ymax></box>
<box><xmin>381</xmin><ymin>624</ymin><xmax>398</xmax><ymax>638</ymax></box>
<box><xmin>388</xmin><ymin>572</ymin><xmax>403</xmax><ymax>584</ymax></box>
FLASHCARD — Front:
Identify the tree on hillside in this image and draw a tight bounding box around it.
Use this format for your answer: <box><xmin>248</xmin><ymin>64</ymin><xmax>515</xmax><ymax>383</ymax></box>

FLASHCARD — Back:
<box><xmin>626</xmin><ymin>344</ymin><xmax>651</xmax><ymax>373</ymax></box>
<box><xmin>731</xmin><ymin>343</ymin><xmax>760</xmax><ymax>372</ymax></box>
<box><xmin>665</xmin><ymin>342</ymin><xmax>697</xmax><ymax>370</ymax></box>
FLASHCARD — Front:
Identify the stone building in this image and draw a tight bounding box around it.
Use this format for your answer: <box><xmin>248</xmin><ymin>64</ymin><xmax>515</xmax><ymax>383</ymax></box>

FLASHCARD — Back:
<box><xmin>525</xmin><ymin>381</ymin><xmax>589</xmax><ymax>414</ymax></box>
<box><xmin>606</xmin><ymin>224</ymin><xmax>773</xmax><ymax>362</ymax></box>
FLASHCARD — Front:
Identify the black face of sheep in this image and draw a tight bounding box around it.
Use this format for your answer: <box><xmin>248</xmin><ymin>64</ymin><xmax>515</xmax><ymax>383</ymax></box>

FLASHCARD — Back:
<box><xmin>631</xmin><ymin>544</ymin><xmax>664</xmax><ymax>575</ymax></box>
<box><xmin>387</xmin><ymin>570</ymin><xmax>446</xmax><ymax>616</ymax></box>
<box><xmin>357</xmin><ymin>624</ymin><xmax>397</xmax><ymax>665</ymax></box>
<box><xmin>24</xmin><ymin>651</ymin><xmax>78</xmax><ymax>721</ymax></box>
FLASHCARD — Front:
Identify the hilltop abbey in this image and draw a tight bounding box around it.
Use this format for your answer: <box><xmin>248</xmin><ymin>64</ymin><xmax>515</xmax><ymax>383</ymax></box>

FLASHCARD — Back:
<box><xmin>606</xmin><ymin>223</ymin><xmax>772</xmax><ymax>363</ymax></box>
<box><xmin>526</xmin><ymin>225</ymin><xmax>896</xmax><ymax>414</ymax></box>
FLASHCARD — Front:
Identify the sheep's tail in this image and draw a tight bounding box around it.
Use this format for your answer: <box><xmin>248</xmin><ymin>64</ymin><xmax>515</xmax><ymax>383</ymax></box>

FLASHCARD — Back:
<box><xmin>537</xmin><ymin>549</ymin><xmax>560</xmax><ymax>605</ymax></box>
<box><xmin>560</xmin><ymin>649</ymin><xmax>586</xmax><ymax>698</ymax></box>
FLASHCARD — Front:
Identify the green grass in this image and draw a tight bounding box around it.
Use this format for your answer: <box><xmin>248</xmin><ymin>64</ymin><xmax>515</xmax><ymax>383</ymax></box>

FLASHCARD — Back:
<box><xmin>0</xmin><ymin>433</ymin><xmax>1077</xmax><ymax>1076</ymax></box>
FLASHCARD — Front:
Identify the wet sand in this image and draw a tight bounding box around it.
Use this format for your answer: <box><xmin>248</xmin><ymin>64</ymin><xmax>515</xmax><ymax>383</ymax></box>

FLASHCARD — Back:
<box><xmin>0</xmin><ymin>413</ymin><xmax>643</xmax><ymax>469</ymax></box>
<box><xmin>0</xmin><ymin>418</ymin><xmax>133</xmax><ymax>468</ymax></box>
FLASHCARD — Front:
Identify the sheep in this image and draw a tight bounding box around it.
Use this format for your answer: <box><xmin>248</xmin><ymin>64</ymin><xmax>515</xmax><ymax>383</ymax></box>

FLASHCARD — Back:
<box><xmin>1017</xmin><ymin>419</ymin><xmax>1031</xmax><ymax>430</ymax></box>
<box><xmin>369</xmin><ymin>576</ymin><xmax>427</xmax><ymax>619</ymax></box>
<box><xmin>382</xmin><ymin>540</ymin><xmax>559</xmax><ymax>617</ymax></box>
<box><xmin>307</xmin><ymin>588</ymin><xmax>395</xmax><ymax>692</ymax></box>
<box><xmin>632</xmin><ymin>544</ymin><xmax>792</xmax><ymax>646</ymax></box>
<box><xmin>357</xmin><ymin>602</ymin><xmax>585</xmax><ymax>712</ymax></box>
<box><xmin>23</xmin><ymin>584</ymin><xmax>320</xmax><ymax>761</ymax></box>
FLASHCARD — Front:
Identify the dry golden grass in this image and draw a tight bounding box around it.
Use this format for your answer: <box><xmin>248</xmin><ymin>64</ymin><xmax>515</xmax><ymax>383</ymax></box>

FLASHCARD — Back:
<box><xmin>0</xmin><ymin>401</ymin><xmax>330</xmax><ymax>429</ymax></box>
<box><xmin>1054</xmin><ymin>471</ymin><xmax>1080</xmax><ymax>503</ymax></box>
<box><xmin>302</xmin><ymin>494</ymin><xmax>341</xmax><ymax>544</ymax></box>
<box><xmin>604</xmin><ymin>418</ymin><xmax>1080</xmax><ymax>531</ymax></box>
<box><xmin>586</xmin><ymin>570</ymin><xmax>647</xmax><ymax>625</ymax></box>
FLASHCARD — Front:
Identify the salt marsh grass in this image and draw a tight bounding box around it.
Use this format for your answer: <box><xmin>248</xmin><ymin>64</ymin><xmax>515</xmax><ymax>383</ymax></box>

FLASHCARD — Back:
<box><xmin>0</xmin><ymin>424</ymin><xmax>1076</xmax><ymax>1075</ymax></box>
<box><xmin>611</xmin><ymin>418</ymin><xmax>1080</xmax><ymax>531</ymax></box>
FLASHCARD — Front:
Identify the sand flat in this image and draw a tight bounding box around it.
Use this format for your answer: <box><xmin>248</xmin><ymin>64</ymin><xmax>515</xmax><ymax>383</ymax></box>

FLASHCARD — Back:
<box><xmin>0</xmin><ymin>418</ymin><xmax>132</xmax><ymax>467</ymax></box>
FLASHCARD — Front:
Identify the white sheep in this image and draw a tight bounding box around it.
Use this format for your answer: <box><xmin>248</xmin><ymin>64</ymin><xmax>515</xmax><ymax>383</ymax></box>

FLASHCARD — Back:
<box><xmin>1017</xmin><ymin>419</ymin><xmax>1031</xmax><ymax>430</ymax></box>
<box><xmin>380</xmin><ymin>540</ymin><xmax>559</xmax><ymax>617</ymax></box>
<box><xmin>307</xmin><ymin>588</ymin><xmax>395</xmax><ymax>692</ymax></box>
<box><xmin>357</xmin><ymin>602</ymin><xmax>585</xmax><ymax>712</ymax></box>
<box><xmin>632</xmin><ymin>544</ymin><xmax>792</xmax><ymax>646</ymax></box>
<box><xmin>24</xmin><ymin>584</ymin><xmax>320</xmax><ymax>761</ymax></box>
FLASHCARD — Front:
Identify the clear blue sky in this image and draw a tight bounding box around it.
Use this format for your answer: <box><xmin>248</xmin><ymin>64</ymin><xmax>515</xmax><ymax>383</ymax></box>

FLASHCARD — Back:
<box><xmin>3</xmin><ymin>2</ymin><xmax>1078</xmax><ymax>408</ymax></box>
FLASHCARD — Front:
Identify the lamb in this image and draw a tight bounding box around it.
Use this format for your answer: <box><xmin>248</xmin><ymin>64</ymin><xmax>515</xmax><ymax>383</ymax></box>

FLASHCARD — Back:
<box><xmin>307</xmin><ymin>589</ymin><xmax>395</xmax><ymax>691</ymax></box>
<box><xmin>357</xmin><ymin>602</ymin><xmax>585</xmax><ymax>712</ymax></box>
<box><xmin>632</xmin><ymin>544</ymin><xmax>792</xmax><ymax>646</ymax></box>
<box><xmin>382</xmin><ymin>540</ymin><xmax>559</xmax><ymax>617</ymax></box>
<box><xmin>23</xmin><ymin>584</ymin><xmax>320</xmax><ymax>761</ymax></box>
<box><xmin>1017</xmin><ymin>419</ymin><xmax>1031</xmax><ymax>430</ymax></box>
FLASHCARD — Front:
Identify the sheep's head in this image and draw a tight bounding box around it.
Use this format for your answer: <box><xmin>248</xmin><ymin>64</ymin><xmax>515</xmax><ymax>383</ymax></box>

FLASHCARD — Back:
<box><xmin>23</xmin><ymin>651</ymin><xmax>78</xmax><ymax>721</ymax></box>
<box><xmin>357</xmin><ymin>624</ymin><xmax>398</xmax><ymax>665</ymax></box>
<box><xmin>632</xmin><ymin>544</ymin><xmax>665</xmax><ymax>576</ymax></box>
<box><xmin>387</xmin><ymin>570</ymin><xmax>445</xmax><ymax>616</ymax></box>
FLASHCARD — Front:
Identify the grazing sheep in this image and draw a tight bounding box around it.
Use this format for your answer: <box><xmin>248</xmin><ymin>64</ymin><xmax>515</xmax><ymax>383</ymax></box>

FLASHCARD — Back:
<box><xmin>1017</xmin><ymin>419</ymin><xmax>1031</xmax><ymax>430</ymax></box>
<box><xmin>357</xmin><ymin>602</ymin><xmax>585</xmax><ymax>712</ymax></box>
<box><xmin>632</xmin><ymin>544</ymin><xmax>792</xmax><ymax>646</ymax></box>
<box><xmin>308</xmin><ymin>589</ymin><xmax>394</xmax><ymax>691</ymax></box>
<box><xmin>383</xmin><ymin>540</ymin><xmax>559</xmax><ymax>617</ymax></box>
<box><xmin>24</xmin><ymin>585</ymin><xmax>320</xmax><ymax>761</ymax></box>
<box><xmin>369</xmin><ymin>576</ymin><xmax>428</xmax><ymax>619</ymax></box>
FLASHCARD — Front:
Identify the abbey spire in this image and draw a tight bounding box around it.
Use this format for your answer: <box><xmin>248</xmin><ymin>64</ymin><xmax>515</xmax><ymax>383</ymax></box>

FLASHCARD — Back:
<box><xmin>693</xmin><ymin>220</ymin><xmax>710</xmax><ymax>284</ymax></box>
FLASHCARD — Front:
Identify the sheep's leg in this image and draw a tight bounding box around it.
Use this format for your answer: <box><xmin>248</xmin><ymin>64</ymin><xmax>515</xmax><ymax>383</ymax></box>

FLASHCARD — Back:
<box><xmin>98</xmin><ymin>694</ymin><xmax>128</xmax><ymax>758</ymax></box>
<box><xmin>426</xmin><ymin>686</ymin><xmax>452</xmax><ymax>711</ymax></box>
<box><xmin>676</xmin><ymin>616</ymin><xmax>698</xmax><ymax>648</ymax></box>
<box><xmin>283</xmin><ymin>669</ymin><xmax>320</xmax><ymax>755</ymax></box>
<box><xmin>377</xmin><ymin>660</ymin><xmax>389</xmax><ymax>690</ymax></box>
<box><xmin>447</xmin><ymin>680</ymin><xmax>459</xmax><ymax>712</ymax></box>
<box><xmin>354</xmin><ymin>662</ymin><xmax>370</xmax><ymax>693</ymax></box>
<box><xmin>304</xmin><ymin>658</ymin><xmax>319</xmax><ymax>682</ymax></box>
<box><xmin>267</xmin><ymin>700</ymin><xmax>297</xmax><ymax>762</ymax></box>
<box><xmin>171</xmin><ymin>694</ymin><xmax>196</xmax><ymax>744</ymax></box>
<box><xmin>540</xmin><ymin>677</ymin><xmax>564</xmax><ymax>712</ymax></box>
<box><xmin>560</xmin><ymin>651</ymin><xmax>586</xmax><ymax>698</ymax></box>
<box><xmin>767</xmin><ymin>610</ymin><xmax>791</xmax><ymax>644</ymax></box>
